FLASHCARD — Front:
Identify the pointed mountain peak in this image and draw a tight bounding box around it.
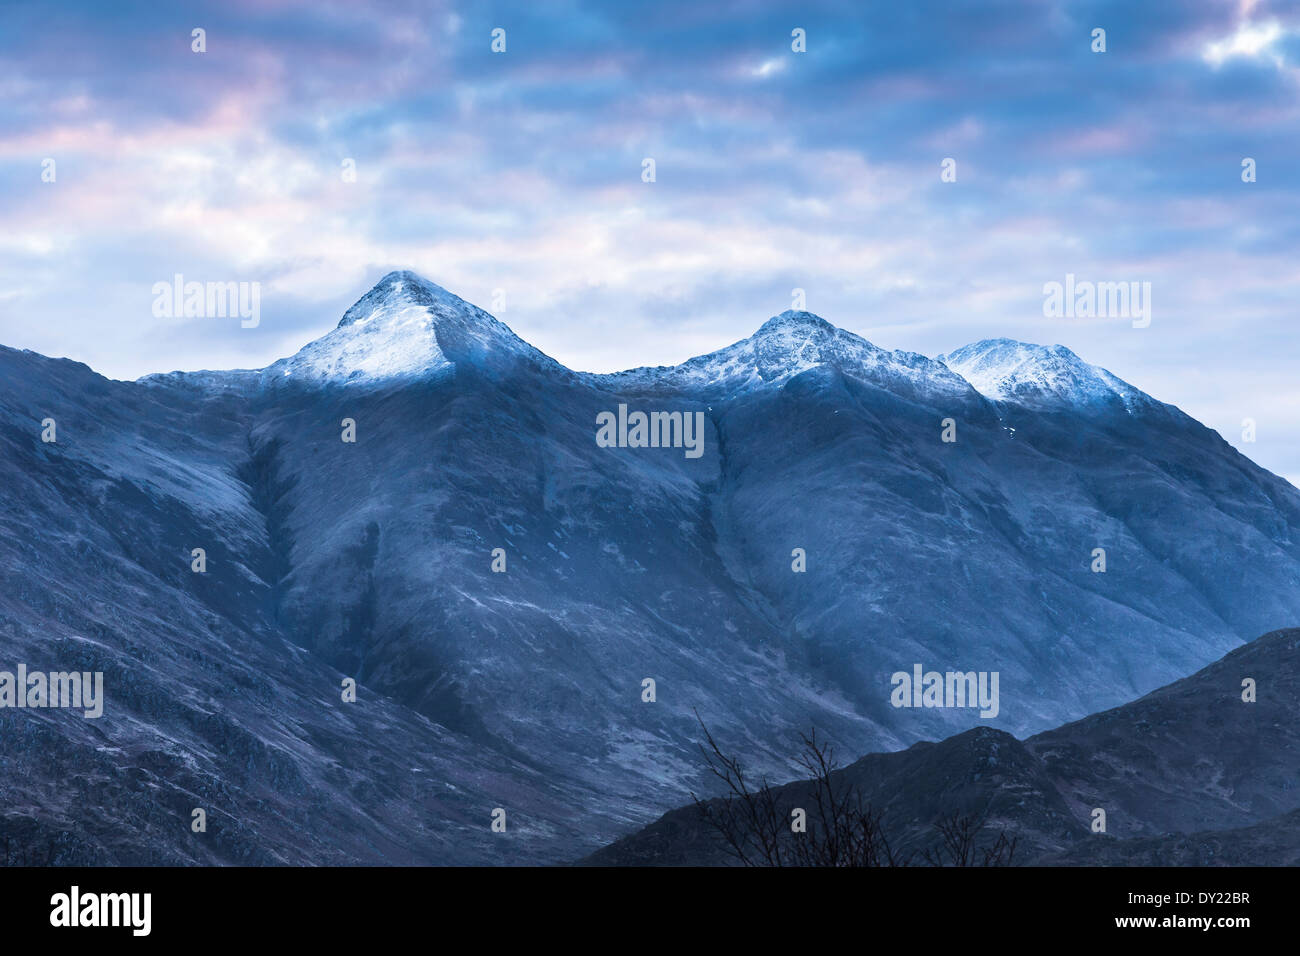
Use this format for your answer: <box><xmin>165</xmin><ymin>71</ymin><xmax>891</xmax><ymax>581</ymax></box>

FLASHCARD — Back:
<box><xmin>599</xmin><ymin>308</ymin><xmax>973</xmax><ymax>402</ymax></box>
<box><xmin>939</xmin><ymin>338</ymin><xmax>1151</xmax><ymax>410</ymax></box>
<box><xmin>740</xmin><ymin>309</ymin><xmax>894</xmax><ymax>381</ymax></box>
<box><xmin>267</xmin><ymin>270</ymin><xmax>549</xmax><ymax>387</ymax></box>
<box><xmin>338</xmin><ymin>269</ymin><xmax>472</xmax><ymax>328</ymax></box>
<box><xmin>754</xmin><ymin>309</ymin><xmax>838</xmax><ymax>337</ymax></box>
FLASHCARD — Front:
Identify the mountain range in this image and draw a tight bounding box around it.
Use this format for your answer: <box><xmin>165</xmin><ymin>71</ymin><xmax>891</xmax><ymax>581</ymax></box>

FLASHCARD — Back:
<box><xmin>2</xmin><ymin>269</ymin><xmax>1297</xmax><ymax>864</ymax></box>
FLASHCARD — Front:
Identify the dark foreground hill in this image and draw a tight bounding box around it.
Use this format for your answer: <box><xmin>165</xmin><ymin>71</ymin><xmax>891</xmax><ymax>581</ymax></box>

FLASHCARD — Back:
<box><xmin>582</xmin><ymin>628</ymin><xmax>1300</xmax><ymax>865</ymax></box>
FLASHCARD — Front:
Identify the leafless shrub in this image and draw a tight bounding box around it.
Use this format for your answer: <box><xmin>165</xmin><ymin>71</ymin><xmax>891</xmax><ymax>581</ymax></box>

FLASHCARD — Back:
<box><xmin>691</xmin><ymin>714</ymin><xmax>1016</xmax><ymax>868</ymax></box>
<box><xmin>922</xmin><ymin>809</ymin><xmax>1018</xmax><ymax>867</ymax></box>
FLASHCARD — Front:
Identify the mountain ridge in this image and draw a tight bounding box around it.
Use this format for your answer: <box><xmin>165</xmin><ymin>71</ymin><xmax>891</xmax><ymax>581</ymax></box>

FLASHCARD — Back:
<box><xmin>4</xmin><ymin>269</ymin><xmax>1299</xmax><ymax>865</ymax></box>
<box><xmin>129</xmin><ymin>271</ymin><xmax>1160</xmax><ymax>416</ymax></box>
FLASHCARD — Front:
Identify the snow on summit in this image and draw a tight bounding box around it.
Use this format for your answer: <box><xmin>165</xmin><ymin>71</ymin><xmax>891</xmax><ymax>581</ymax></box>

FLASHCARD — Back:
<box><xmin>264</xmin><ymin>270</ymin><xmax>544</xmax><ymax>386</ymax></box>
<box><xmin>248</xmin><ymin>270</ymin><xmax>1154</xmax><ymax>417</ymax></box>
<box><xmin>598</xmin><ymin>309</ymin><xmax>975</xmax><ymax>400</ymax></box>
<box><xmin>939</xmin><ymin>338</ymin><xmax>1151</xmax><ymax>410</ymax></box>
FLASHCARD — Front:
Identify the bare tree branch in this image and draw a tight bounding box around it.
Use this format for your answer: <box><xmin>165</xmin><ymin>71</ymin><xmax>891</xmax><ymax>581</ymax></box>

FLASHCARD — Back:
<box><xmin>693</xmin><ymin>715</ymin><xmax>1017</xmax><ymax>868</ymax></box>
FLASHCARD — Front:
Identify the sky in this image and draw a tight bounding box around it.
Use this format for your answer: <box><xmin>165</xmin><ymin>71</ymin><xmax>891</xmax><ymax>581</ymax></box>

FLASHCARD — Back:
<box><xmin>1</xmin><ymin>0</ymin><xmax>1299</xmax><ymax>481</ymax></box>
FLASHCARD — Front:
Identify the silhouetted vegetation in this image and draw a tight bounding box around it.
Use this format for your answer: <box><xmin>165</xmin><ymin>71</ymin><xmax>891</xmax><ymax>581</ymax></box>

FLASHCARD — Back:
<box><xmin>692</xmin><ymin>714</ymin><xmax>1016</xmax><ymax>867</ymax></box>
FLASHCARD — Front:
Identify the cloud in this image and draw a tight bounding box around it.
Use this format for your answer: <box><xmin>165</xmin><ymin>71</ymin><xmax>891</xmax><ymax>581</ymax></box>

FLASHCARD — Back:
<box><xmin>1</xmin><ymin>0</ymin><xmax>1300</xmax><ymax>481</ymax></box>
<box><xmin>1203</xmin><ymin>19</ymin><xmax>1286</xmax><ymax>67</ymax></box>
<box><xmin>750</xmin><ymin>57</ymin><xmax>787</xmax><ymax>79</ymax></box>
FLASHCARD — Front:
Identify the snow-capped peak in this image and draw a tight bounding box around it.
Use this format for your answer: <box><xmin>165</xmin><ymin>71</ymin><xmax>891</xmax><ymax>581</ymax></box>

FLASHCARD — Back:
<box><xmin>753</xmin><ymin>309</ymin><xmax>839</xmax><ymax>337</ymax></box>
<box><xmin>264</xmin><ymin>270</ymin><xmax>546</xmax><ymax>387</ymax></box>
<box><xmin>596</xmin><ymin>309</ymin><xmax>974</xmax><ymax>401</ymax></box>
<box><xmin>336</xmin><ymin>270</ymin><xmax>474</xmax><ymax>329</ymax></box>
<box><xmin>938</xmin><ymin>338</ymin><xmax>1150</xmax><ymax>410</ymax></box>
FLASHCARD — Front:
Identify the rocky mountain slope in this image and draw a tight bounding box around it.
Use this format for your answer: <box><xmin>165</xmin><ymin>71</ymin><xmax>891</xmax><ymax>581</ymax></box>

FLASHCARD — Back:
<box><xmin>3</xmin><ymin>270</ymin><xmax>1297</xmax><ymax>864</ymax></box>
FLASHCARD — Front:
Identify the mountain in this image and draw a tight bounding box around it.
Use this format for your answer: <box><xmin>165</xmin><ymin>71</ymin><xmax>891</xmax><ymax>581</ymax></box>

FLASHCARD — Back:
<box><xmin>261</xmin><ymin>271</ymin><xmax>560</xmax><ymax>387</ymax></box>
<box><xmin>938</xmin><ymin>338</ymin><xmax>1155</xmax><ymax>411</ymax></box>
<box><xmin>582</xmin><ymin>627</ymin><xmax>1300</xmax><ymax>866</ymax></box>
<box><xmin>601</xmin><ymin>309</ymin><xmax>974</xmax><ymax>402</ymax></box>
<box><xmin>0</xmin><ymin>344</ymin><xmax>587</xmax><ymax>864</ymax></box>
<box><xmin>2</xmin><ymin>269</ymin><xmax>1298</xmax><ymax>864</ymax></box>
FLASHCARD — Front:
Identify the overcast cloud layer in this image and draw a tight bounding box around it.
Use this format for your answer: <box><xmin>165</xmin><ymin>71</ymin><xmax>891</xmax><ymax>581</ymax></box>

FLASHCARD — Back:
<box><xmin>1</xmin><ymin>0</ymin><xmax>1298</xmax><ymax>481</ymax></box>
